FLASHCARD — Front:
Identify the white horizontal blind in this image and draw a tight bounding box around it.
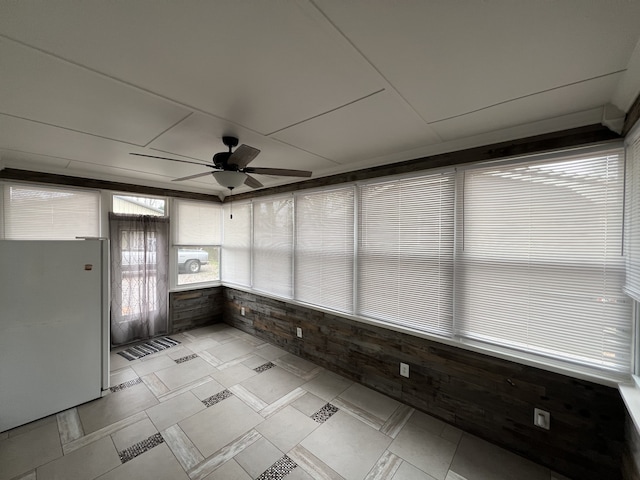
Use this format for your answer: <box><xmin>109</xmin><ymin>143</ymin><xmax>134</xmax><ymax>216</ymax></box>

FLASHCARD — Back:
<box><xmin>295</xmin><ymin>187</ymin><xmax>354</xmax><ymax>313</ymax></box>
<box><xmin>221</xmin><ymin>202</ymin><xmax>252</xmax><ymax>286</ymax></box>
<box><xmin>358</xmin><ymin>172</ymin><xmax>455</xmax><ymax>335</ymax></box>
<box><xmin>252</xmin><ymin>196</ymin><xmax>293</xmax><ymax>297</ymax></box>
<box><xmin>625</xmin><ymin>131</ymin><xmax>640</xmax><ymax>301</ymax></box>
<box><xmin>176</xmin><ymin>200</ymin><xmax>221</xmax><ymax>245</ymax></box>
<box><xmin>456</xmin><ymin>149</ymin><xmax>631</xmax><ymax>372</ymax></box>
<box><xmin>3</xmin><ymin>184</ymin><xmax>99</xmax><ymax>239</ymax></box>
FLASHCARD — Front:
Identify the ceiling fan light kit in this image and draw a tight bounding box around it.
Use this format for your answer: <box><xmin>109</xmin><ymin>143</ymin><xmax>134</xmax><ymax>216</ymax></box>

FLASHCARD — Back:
<box><xmin>213</xmin><ymin>170</ymin><xmax>247</xmax><ymax>189</ymax></box>
<box><xmin>130</xmin><ymin>136</ymin><xmax>312</xmax><ymax>193</ymax></box>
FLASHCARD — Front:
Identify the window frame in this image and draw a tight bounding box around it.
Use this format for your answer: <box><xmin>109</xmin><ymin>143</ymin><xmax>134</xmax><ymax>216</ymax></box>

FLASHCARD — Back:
<box><xmin>170</xmin><ymin>198</ymin><xmax>222</xmax><ymax>291</ymax></box>
<box><xmin>453</xmin><ymin>144</ymin><xmax>630</xmax><ymax>375</ymax></box>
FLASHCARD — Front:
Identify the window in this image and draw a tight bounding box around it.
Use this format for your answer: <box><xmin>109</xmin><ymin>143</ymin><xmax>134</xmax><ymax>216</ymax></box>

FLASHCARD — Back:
<box><xmin>358</xmin><ymin>172</ymin><xmax>455</xmax><ymax>335</ymax></box>
<box><xmin>625</xmin><ymin>129</ymin><xmax>640</xmax><ymax>302</ymax></box>
<box><xmin>455</xmin><ymin>148</ymin><xmax>630</xmax><ymax>373</ymax></box>
<box><xmin>252</xmin><ymin>196</ymin><xmax>293</xmax><ymax>297</ymax></box>
<box><xmin>113</xmin><ymin>195</ymin><xmax>165</xmax><ymax>216</ymax></box>
<box><xmin>295</xmin><ymin>186</ymin><xmax>355</xmax><ymax>313</ymax></box>
<box><xmin>174</xmin><ymin>200</ymin><xmax>221</xmax><ymax>285</ymax></box>
<box><xmin>221</xmin><ymin>201</ymin><xmax>252</xmax><ymax>286</ymax></box>
<box><xmin>2</xmin><ymin>183</ymin><xmax>100</xmax><ymax>239</ymax></box>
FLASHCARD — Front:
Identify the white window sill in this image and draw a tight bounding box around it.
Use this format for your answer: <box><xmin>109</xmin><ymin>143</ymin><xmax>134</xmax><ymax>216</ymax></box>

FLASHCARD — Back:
<box><xmin>619</xmin><ymin>375</ymin><xmax>640</xmax><ymax>433</ymax></box>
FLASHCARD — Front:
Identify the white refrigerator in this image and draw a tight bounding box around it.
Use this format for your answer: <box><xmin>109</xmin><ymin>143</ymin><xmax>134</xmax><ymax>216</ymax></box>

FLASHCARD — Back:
<box><xmin>0</xmin><ymin>239</ymin><xmax>109</xmax><ymax>432</ymax></box>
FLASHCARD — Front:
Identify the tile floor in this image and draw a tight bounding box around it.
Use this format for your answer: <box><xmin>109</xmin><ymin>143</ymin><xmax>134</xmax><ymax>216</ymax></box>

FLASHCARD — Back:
<box><xmin>0</xmin><ymin>324</ymin><xmax>572</xmax><ymax>480</ymax></box>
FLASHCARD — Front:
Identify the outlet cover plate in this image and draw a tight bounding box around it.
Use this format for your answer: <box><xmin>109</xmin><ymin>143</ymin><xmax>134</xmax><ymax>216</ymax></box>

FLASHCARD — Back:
<box><xmin>534</xmin><ymin>408</ymin><xmax>550</xmax><ymax>430</ymax></box>
<box><xmin>296</xmin><ymin>327</ymin><xmax>303</xmax><ymax>338</ymax></box>
<box><xmin>400</xmin><ymin>362</ymin><xmax>410</xmax><ymax>378</ymax></box>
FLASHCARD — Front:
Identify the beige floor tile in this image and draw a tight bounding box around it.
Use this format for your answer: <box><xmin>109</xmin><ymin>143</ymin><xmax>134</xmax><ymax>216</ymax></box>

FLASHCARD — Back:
<box><xmin>406</xmin><ymin>411</ymin><xmax>447</xmax><ymax>436</ymax></box>
<box><xmin>448</xmin><ymin>434</ymin><xmax>549</xmax><ymax>480</ymax></box>
<box><xmin>186</xmin><ymin>337</ymin><xmax>221</xmax><ymax>354</ymax></box>
<box><xmin>37</xmin><ymin>436</ymin><xmax>120</xmax><ymax>480</ymax></box>
<box><xmin>302</xmin><ymin>370</ymin><xmax>353</xmax><ymax>402</ymax></box>
<box><xmin>77</xmin><ymin>382</ymin><xmax>158</xmax><ymax>434</ymax></box>
<box><xmin>96</xmin><ymin>443</ymin><xmax>189</xmax><ymax>480</ymax></box>
<box><xmin>190</xmin><ymin>378</ymin><xmax>226</xmax><ymax>400</ymax></box>
<box><xmin>57</xmin><ymin>408</ymin><xmax>84</xmax><ymax>444</ymax></box>
<box><xmin>240</xmin><ymin>366</ymin><xmax>306</xmax><ymax>404</ymax></box>
<box><xmin>291</xmin><ymin>392</ymin><xmax>327</xmax><ymax>416</ymax></box>
<box><xmin>165</xmin><ymin>346</ymin><xmax>194</xmax><ymax>360</ymax></box>
<box><xmin>389</xmin><ymin>422</ymin><xmax>457</xmax><ymax>480</ymax></box>
<box><xmin>146</xmin><ymin>391</ymin><xmax>205</xmax><ymax>431</ymax></box>
<box><xmin>255</xmin><ymin>405</ymin><xmax>319</xmax><ymax>452</ymax></box>
<box><xmin>0</xmin><ymin>421</ymin><xmax>62</xmax><ymax>480</ymax></box>
<box><xmin>287</xmin><ymin>444</ymin><xmax>345</xmax><ymax>480</ymax></box>
<box><xmin>242</xmin><ymin>354</ymin><xmax>273</xmax><ymax>369</ymax></box>
<box><xmin>440</xmin><ymin>424</ymin><xmax>463</xmax><ymax>444</ymax></box>
<box><xmin>131</xmin><ymin>355</ymin><xmax>176</xmax><ymax>377</ymax></box>
<box><xmin>154</xmin><ymin>357</ymin><xmax>216</xmax><ymax>391</ymax></box>
<box><xmin>338</xmin><ymin>383</ymin><xmax>400</xmax><ymax>423</ymax></box>
<box><xmin>12</xmin><ymin>471</ymin><xmax>37</xmax><ymax>480</ymax></box>
<box><xmin>301</xmin><ymin>411</ymin><xmax>391</xmax><ymax>480</ymax></box>
<box><xmin>110</xmin><ymin>417</ymin><xmax>158</xmax><ymax>452</ymax></box>
<box><xmin>276</xmin><ymin>353</ymin><xmax>319</xmax><ymax>375</ymax></box>
<box><xmin>205</xmin><ymin>339</ymin><xmax>256</xmax><ymax>362</ymax></box>
<box><xmin>254</xmin><ymin>343</ymin><xmax>288</xmax><ymax>361</ymax></box>
<box><xmin>392</xmin><ymin>461</ymin><xmax>438</xmax><ymax>480</ymax></box>
<box><xmin>207</xmin><ymin>330</ymin><xmax>237</xmax><ymax>343</ymax></box>
<box><xmin>109</xmin><ymin>352</ymin><xmax>134</xmax><ymax>371</ymax></box>
<box><xmin>366</xmin><ymin>450</ymin><xmax>403</xmax><ymax>479</ymax></box>
<box><xmin>202</xmin><ymin>459</ymin><xmax>252</xmax><ymax>480</ymax></box>
<box><xmin>179</xmin><ymin>396</ymin><xmax>264</xmax><ymax>457</ymax></box>
<box><xmin>285</xmin><ymin>467</ymin><xmax>315</xmax><ymax>480</ymax></box>
<box><xmin>162</xmin><ymin>424</ymin><xmax>204</xmax><ymax>471</ymax></box>
<box><xmin>211</xmin><ymin>363</ymin><xmax>257</xmax><ymax>388</ymax></box>
<box><xmin>109</xmin><ymin>367</ymin><xmax>139</xmax><ymax>386</ymax></box>
<box><xmin>234</xmin><ymin>437</ymin><xmax>283</xmax><ymax>478</ymax></box>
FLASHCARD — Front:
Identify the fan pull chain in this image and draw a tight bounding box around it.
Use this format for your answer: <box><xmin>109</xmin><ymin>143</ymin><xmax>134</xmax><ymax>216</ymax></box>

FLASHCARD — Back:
<box><xmin>228</xmin><ymin>187</ymin><xmax>234</xmax><ymax>219</ymax></box>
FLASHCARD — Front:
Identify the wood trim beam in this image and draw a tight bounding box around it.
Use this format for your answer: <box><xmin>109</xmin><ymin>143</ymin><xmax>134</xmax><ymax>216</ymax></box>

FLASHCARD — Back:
<box><xmin>0</xmin><ymin>168</ymin><xmax>222</xmax><ymax>202</ymax></box>
<box><xmin>623</xmin><ymin>92</ymin><xmax>640</xmax><ymax>136</ymax></box>
<box><xmin>228</xmin><ymin>124</ymin><xmax>621</xmax><ymax>202</ymax></box>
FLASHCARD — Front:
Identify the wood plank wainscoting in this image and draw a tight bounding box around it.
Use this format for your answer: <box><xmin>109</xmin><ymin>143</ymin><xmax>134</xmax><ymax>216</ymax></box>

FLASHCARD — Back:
<box><xmin>222</xmin><ymin>287</ymin><xmax>625</xmax><ymax>480</ymax></box>
<box><xmin>624</xmin><ymin>411</ymin><xmax>640</xmax><ymax>480</ymax></box>
<box><xmin>168</xmin><ymin>287</ymin><xmax>223</xmax><ymax>333</ymax></box>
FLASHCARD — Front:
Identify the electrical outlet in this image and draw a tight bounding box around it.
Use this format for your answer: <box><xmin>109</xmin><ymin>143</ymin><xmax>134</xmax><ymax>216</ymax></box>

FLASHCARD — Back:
<box><xmin>240</xmin><ymin>306</ymin><xmax>245</xmax><ymax>316</ymax></box>
<box><xmin>400</xmin><ymin>362</ymin><xmax>410</xmax><ymax>378</ymax></box>
<box><xmin>534</xmin><ymin>408</ymin><xmax>550</xmax><ymax>430</ymax></box>
<box><xmin>296</xmin><ymin>327</ymin><xmax>303</xmax><ymax>338</ymax></box>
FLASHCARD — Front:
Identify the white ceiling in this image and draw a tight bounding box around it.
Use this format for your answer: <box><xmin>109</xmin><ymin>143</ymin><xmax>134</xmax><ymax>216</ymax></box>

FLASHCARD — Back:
<box><xmin>1</xmin><ymin>1</ymin><xmax>640</xmax><ymax>196</ymax></box>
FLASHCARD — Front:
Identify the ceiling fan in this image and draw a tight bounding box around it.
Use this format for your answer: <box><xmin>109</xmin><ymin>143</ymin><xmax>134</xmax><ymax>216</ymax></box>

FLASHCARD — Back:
<box><xmin>131</xmin><ymin>136</ymin><xmax>312</xmax><ymax>191</ymax></box>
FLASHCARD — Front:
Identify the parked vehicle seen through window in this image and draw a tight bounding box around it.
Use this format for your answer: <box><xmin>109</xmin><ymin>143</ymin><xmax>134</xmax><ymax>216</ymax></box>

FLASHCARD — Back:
<box><xmin>177</xmin><ymin>248</ymin><xmax>209</xmax><ymax>273</ymax></box>
<box><xmin>122</xmin><ymin>248</ymin><xmax>209</xmax><ymax>273</ymax></box>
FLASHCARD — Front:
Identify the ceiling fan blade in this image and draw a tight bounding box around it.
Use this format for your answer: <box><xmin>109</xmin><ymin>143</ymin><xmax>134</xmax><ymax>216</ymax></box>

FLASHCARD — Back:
<box><xmin>244</xmin><ymin>167</ymin><xmax>312</xmax><ymax>177</ymax></box>
<box><xmin>172</xmin><ymin>171</ymin><xmax>214</xmax><ymax>182</ymax></box>
<box><xmin>244</xmin><ymin>174</ymin><xmax>264</xmax><ymax>189</ymax></box>
<box><xmin>227</xmin><ymin>144</ymin><xmax>260</xmax><ymax>169</ymax></box>
<box><xmin>130</xmin><ymin>153</ymin><xmax>210</xmax><ymax>167</ymax></box>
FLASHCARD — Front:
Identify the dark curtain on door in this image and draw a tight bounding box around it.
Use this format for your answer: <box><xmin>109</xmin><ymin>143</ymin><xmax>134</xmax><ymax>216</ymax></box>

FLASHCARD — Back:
<box><xmin>109</xmin><ymin>213</ymin><xmax>169</xmax><ymax>346</ymax></box>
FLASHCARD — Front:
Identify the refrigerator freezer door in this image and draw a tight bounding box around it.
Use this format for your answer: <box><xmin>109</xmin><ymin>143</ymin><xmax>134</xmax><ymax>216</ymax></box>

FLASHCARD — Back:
<box><xmin>0</xmin><ymin>240</ymin><xmax>105</xmax><ymax>432</ymax></box>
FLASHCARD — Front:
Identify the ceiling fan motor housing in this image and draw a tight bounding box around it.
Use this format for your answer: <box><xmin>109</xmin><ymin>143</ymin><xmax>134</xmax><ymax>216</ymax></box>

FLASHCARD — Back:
<box><xmin>213</xmin><ymin>151</ymin><xmax>234</xmax><ymax>169</ymax></box>
<box><xmin>214</xmin><ymin>136</ymin><xmax>240</xmax><ymax>169</ymax></box>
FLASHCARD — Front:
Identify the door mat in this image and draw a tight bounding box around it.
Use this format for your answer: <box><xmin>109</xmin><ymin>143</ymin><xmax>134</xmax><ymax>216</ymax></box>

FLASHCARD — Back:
<box><xmin>116</xmin><ymin>337</ymin><xmax>181</xmax><ymax>361</ymax></box>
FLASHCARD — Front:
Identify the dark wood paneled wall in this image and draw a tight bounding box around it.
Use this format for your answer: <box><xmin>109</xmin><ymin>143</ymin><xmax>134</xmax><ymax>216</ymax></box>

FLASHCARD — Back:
<box><xmin>624</xmin><ymin>412</ymin><xmax>640</xmax><ymax>480</ymax></box>
<box><xmin>169</xmin><ymin>286</ymin><xmax>223</xmax><ymax>333</ymax></box>
<box><xmin>223</xmin><ymin>287</ymin><xmax>625</xmax><ymax>480</ymax></box>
